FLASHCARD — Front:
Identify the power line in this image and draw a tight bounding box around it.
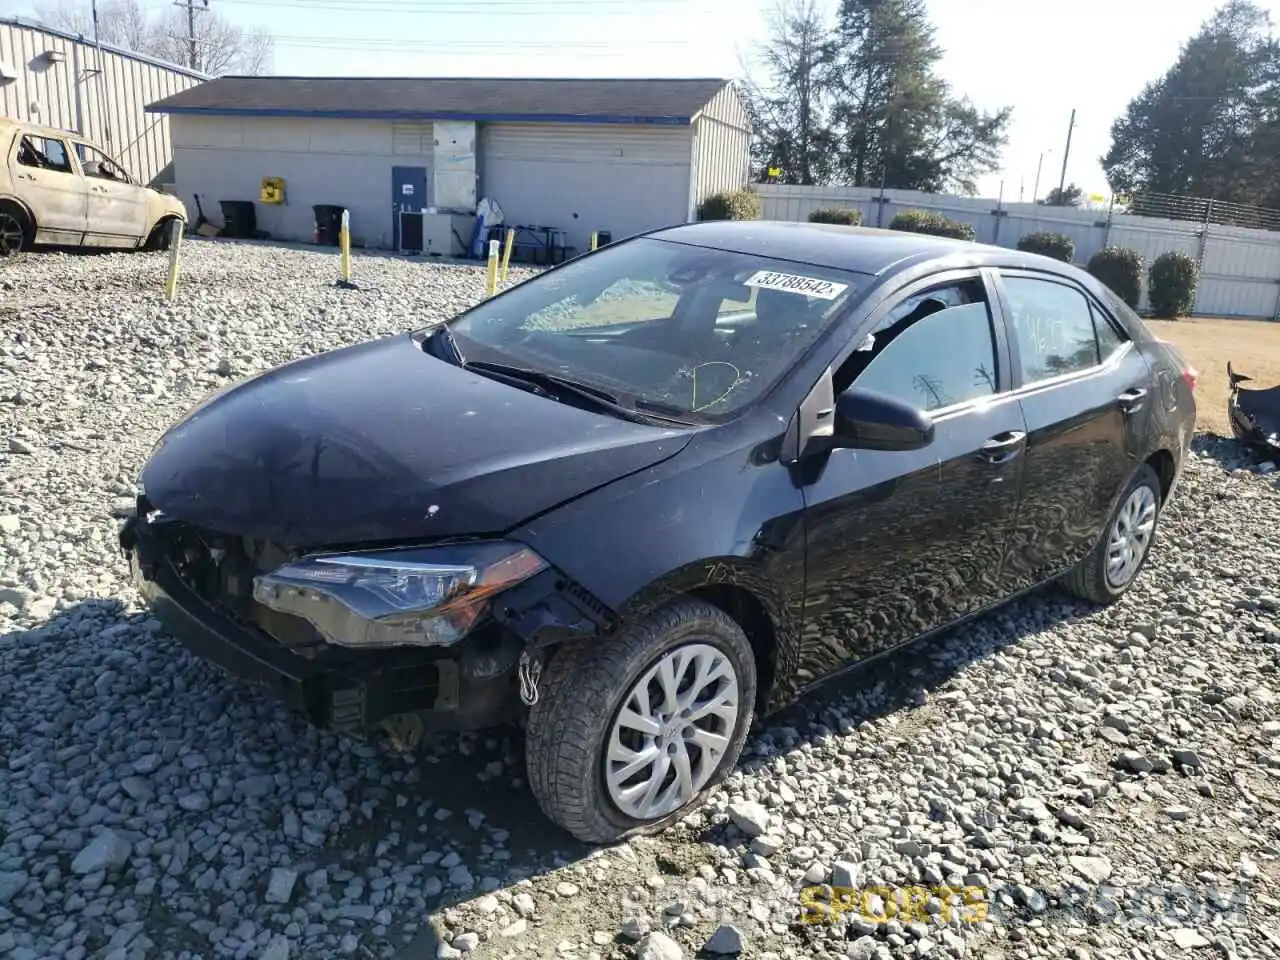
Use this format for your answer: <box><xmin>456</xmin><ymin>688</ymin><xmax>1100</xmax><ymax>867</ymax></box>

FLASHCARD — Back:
<box><xmin>210</xmin><ymin>0</ymin><xmax>713</xmax><ymax>11</ymax></box>
<box><xmin>268</xmin><ymin>34</ymin><xmax>700</xmax><ymax>51</ymax></box>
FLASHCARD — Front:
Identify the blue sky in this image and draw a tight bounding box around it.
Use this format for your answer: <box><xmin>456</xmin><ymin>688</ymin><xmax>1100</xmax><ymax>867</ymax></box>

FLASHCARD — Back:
<box><xmin>13</xmin><ymin>0</ymin><xmax>1275</xmax><ymax>200</ymax></box>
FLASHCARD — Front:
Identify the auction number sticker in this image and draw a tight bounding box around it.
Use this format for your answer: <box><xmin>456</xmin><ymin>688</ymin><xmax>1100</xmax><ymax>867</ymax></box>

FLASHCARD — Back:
<box><xmin>744</xmin><ymin>270</ymin><xmax>848</xmax><ymax>300</ymax></box>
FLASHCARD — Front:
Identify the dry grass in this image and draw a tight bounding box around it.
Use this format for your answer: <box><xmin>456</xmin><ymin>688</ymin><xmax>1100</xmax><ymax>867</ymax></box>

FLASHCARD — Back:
<box><xmin>1145</xmin><ymin>317</ymin><xmax>1280</xmax><ymax>435</ymax></box>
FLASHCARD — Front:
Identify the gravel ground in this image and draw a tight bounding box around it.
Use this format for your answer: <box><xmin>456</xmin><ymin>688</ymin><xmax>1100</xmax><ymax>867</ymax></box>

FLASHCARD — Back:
<box><xmin>2</xmin><ymin>240</ymin><xmax>1280</xmax><ymax>960</ymax></box>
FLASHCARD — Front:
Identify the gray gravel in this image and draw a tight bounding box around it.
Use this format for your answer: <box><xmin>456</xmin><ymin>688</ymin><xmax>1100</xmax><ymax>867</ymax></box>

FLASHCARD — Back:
<box><xmin>3</xmin><ymin>240</ymin><xmax>1280</xmax><ymax>960</ymax></box>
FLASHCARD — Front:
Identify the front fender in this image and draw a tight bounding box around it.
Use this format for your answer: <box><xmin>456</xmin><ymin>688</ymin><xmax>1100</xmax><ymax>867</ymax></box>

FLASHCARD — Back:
<box><xmin>510</xmin><ymin>424</ymin><xmax>808</xmax><ymax>708</ymax></box>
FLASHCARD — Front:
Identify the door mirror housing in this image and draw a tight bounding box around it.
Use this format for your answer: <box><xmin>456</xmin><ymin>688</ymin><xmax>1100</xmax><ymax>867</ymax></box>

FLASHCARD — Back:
<box><xmin>833</xmin><ymin>386</ymin><xmax>935</xmax><ymax>451</ymax></box>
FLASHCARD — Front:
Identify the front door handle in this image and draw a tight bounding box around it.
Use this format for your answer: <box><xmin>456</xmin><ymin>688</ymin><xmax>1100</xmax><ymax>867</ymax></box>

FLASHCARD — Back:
<box><xmin>979</xmin><ymin>430</ymin><xmax>1026</xmax><ymax>464</ymax></box>
<box><xmin>1118</xmin><ymin>387</ymin><xmax>1148</xmax><ymax>414</ymax></box>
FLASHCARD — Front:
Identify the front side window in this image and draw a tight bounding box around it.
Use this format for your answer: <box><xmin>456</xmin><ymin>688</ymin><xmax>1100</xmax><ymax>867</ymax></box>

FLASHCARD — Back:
<box><xmin>446</xmin><ymin>237</ymin><xmax>867</xmax><ymax>420</ymax></box>
<box><xmin>1002</xmin><ymin>276</ymin><xmax>1105</xmax><ymax>383</ymax></box>
<box><xmin>75</xmin><ymin>143</ymin><xmax>128</xmax><ymax>182</ymax></box>
<box><xmin>17</xmin><ymin>135</ymin><xmax>72</xmax><ymax>174</ymax></box>
<box><xmin>837</xmin><ymin>279</ymin><xmax>998</xmax><ymax>413</ymax></box>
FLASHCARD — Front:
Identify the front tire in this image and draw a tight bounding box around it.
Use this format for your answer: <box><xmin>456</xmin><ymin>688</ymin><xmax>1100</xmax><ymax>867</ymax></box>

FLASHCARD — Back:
<box><xmin>525</xmin><ymin>599</ymin><xmax>757</xmax><ymax>845</ymax></box>
<box><xmin>144</xmin><ymin>217</ymin><xmax>180</xmax><ymax>251</ymax></box>
<box><xmin>1062</xmin><ymin>462</ymin><xmax>1162</xmax><ymax>605</ymax></box>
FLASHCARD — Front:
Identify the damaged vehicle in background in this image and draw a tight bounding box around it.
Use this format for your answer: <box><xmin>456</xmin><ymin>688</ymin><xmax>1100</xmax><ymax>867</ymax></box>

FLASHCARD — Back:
<box><xmin>120</xmin><ymin>220</ymin><xmax>1197</xmax><ymax>844</ymax></box>
<box><xmin>1228</xmin><ymin>362</ymin><xmax>1280</xmax><ymax>458</ymax></box>
<box><xmin>0</xmin><ymin>117</ymin><xmax>186</xmax><ymax>258</ymax></box>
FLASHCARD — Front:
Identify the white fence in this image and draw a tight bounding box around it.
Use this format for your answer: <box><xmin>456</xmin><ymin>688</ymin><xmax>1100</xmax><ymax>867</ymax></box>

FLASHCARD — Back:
<box><xmin>754</xmin><ymin>184</ymin><xmax>1280</xmax><ymax>320</ymax></box>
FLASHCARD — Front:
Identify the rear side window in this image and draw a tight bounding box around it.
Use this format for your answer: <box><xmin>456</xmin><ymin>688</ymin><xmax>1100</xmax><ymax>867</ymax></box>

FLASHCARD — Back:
<box><xmin>1092</xmin><ymin>304</ymin><xmax>1127</xmax><ymax>361</ymax></box>
<box><xmin>17</xmin><ymin>135</ymin><xmax>73</xmax><ymax>174</ymax></box>
<box><xmin>841</xmin><ymin>279</ymin><xmax>998</xmax><ymax>412</ymax></box>
<box><xmin>1002</xmin><ymin>276</ymin><xmax>1106</xmax><ymax>383</ymax></box>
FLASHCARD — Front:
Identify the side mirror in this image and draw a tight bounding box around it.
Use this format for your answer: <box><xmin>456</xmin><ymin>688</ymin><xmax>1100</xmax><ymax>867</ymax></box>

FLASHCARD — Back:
<box><xmin>82</xmin><ymin>160</ymin><xmax>100</xmax><ymax>177</ymax></box>
<box><xmin>833</xmin><ymin>386</ymin><xmax>934</xmax><ymax>451</ymax></box>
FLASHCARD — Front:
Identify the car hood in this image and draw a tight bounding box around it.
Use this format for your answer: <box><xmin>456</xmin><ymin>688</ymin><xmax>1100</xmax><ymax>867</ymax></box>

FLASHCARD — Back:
<box><xmin>139</xmin><ymin>332</ymin><xmax>693</xmax><ymax>548</ymax></box>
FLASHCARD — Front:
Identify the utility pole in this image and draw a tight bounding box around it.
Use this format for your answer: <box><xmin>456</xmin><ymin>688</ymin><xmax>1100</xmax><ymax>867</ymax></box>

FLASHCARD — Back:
<box><xmin>1057</xmin><ymin>108</ymin><xmax>1076</xmax><ymax>197</ymax></box>
<box><xmin>174</xmin><ymin>0</ymin><xmax>209</xmax><ymax>72</ymax></box>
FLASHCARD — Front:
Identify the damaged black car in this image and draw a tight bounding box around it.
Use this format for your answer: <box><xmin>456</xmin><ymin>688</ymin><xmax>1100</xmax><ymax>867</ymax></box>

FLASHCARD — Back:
<box><xmin>1228</xmin><ymin>362</ymin><xmax>1280</xmax><ymax>457</ymax></box>
<box><xmin>120</xmin><ymin>221</ymin><xmax>1197</xmax><ymax>843</ymax></box>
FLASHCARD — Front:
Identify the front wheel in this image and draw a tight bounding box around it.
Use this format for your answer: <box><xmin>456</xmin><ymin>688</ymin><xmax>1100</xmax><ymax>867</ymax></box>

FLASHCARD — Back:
<box><xmin>525</xmin><ymin>599</ymin><xmax>757</xmax><ymax>845</ymax></box>
<box><xmin>1062</xmin><ymin>462</ymin><xmax>1162</xmax><ymax>604</ymax></box>
<box><xmin>144</xmin><ymin>217</ymin><xmax>181</xmax><ymax>251</ymax></box>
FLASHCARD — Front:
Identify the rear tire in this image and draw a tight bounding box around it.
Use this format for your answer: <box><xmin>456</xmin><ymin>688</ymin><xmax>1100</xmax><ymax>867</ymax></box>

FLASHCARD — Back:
<box><xmin>0</xmin><ymin>202</ymin><xmax>32</xmax><ymax>260</ymax></box>
<box><xmin>1062</xmin><ymin>462</ymin><xmax>1162</xmax><ymax>605</ymax></box>
<box><xmin>525</xmin><ymin>599</ymin><xmax>757</xmax><ymax>845</ymax></box>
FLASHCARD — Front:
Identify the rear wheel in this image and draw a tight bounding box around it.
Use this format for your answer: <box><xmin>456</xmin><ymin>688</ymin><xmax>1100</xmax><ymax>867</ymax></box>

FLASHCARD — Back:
<box><xmin>1062</xmin><ymin>462</ymin><xmax>1162</xmax><ymax>604</ymax></box>
<box><xmin>0</xmin><ymin>203</ymin><xmax>31</xmax><ymax>260</ymax></box>
<box><xmin>525</xmin><ymin>599</ymin><xmax>757</xmax><ymax>844</ymax></box>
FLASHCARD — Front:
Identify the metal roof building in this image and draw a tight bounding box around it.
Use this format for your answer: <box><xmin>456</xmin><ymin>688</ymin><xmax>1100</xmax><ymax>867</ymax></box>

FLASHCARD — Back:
<box><xmin>0</xmin><ymin>16</ymin><xmax>207</xmax><ymax>188</ymax></box>
<box><xmin>146</xmin><ymin>75</ymin><xmax>752</xmax><ymax>257</ymax></box>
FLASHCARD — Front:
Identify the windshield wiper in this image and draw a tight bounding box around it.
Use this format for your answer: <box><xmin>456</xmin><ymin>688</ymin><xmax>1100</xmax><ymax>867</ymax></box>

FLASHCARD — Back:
<box><xmin>461</xmin><ymin>360</ymin><xmax>692</xmax><ymax>425</ymax></box>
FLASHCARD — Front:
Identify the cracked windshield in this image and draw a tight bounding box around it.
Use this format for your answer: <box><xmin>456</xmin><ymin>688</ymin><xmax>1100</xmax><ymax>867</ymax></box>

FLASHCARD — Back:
<box><xmin>447</xmin><ymin>237</ymin><xmax>864</xmax><ymax>418</ymax></box>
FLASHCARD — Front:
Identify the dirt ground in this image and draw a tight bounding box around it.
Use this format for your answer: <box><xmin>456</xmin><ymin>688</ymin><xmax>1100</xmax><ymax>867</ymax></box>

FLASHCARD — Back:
<box><xmin>1145</xmin><ymin>317</ymin><xmax>1280</xmax><ymax>435</ymax></box>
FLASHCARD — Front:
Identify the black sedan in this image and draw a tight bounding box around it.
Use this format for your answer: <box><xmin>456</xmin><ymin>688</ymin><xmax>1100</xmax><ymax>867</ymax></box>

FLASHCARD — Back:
<box><xmin>120</xmin><ymin>220</ymin><xmax>1197</xmax><ymax>843</ymax></box>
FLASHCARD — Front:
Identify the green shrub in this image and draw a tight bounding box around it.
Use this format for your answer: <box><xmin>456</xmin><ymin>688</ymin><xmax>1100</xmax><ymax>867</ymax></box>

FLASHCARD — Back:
<box><xmin>888</xmin><ymin>208</ymin><xmax>977</xmax><ymax>241</ymax></box>
<box><xmin>1147</xmin><ymin>251</ymin><xmax>1198</xmax><ymax>318</ymax></box>
<box><xmin>697</xmin><ymin>189</ymin><xmax>761</xmax><ymax>221</ymax></box>
<box><xmin>1086</xmin><ymin>247</ymin><xmax>1144</xmax><ymax>309</ymax></box>
<box><xmin>808</xmin><ymin>207</ymin><xmax>863</xmax><ymax>226</ymax></box>
<box><xmin>1016</xmin><ymin>230</ymin><xmax>1075</xmax><ymax>262</ymax></box>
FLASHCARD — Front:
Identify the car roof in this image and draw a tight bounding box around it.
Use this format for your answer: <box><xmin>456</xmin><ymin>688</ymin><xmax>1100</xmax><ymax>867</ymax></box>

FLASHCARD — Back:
<box><xmin>0</xmin><ymin>117</ymin><xmax>86</xmax><ymax>141</ymax></box>
<box><xmin>646</xmin><ymin>219</ymin><xmax>1072</xmax><ymax>279</ymax></box>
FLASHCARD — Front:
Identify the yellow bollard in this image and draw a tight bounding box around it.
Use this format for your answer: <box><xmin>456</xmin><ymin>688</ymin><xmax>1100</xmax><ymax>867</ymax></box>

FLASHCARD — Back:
<box><xmin>590</xmin><ymin>232</ymin><xmax>598</xmax><ymax>251</ymax></box>
<box><xmin>500</xmin><ymin>228</ymin><xmax>515</xmax><ymax>283</ymax></box>
<box><xmin>484</xmin><ymin>239</ymin><xmax>500</xmax><ymax>297</ymax></box>
<box><xmin>336</xmin><ymin>209</ymin><xmax>357</xmax><ymax>289</ymax></box>
<box><xmin>164</xmin><ymin>217</ymin><xmax>183</xmax><ymax>302</ymax></box>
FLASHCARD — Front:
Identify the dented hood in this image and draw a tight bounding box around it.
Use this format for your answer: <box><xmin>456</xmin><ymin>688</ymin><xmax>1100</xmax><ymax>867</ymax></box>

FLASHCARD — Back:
<box><xmin>139</xmin><ymin>333</ymin><xmax>692</xmax><ymax>548</ymax></box>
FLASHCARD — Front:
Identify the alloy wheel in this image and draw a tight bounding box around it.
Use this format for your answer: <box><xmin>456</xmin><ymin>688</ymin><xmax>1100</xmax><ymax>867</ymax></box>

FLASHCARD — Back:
<box><xmin>604</xmin><ymin>642</ymin><xmax>740</xmax><ymax>821</ymax></box>
<box><xmin>1105</xmin><ymin>484</ymin><xmax>1157</xmax><ymax>588</ymax></box>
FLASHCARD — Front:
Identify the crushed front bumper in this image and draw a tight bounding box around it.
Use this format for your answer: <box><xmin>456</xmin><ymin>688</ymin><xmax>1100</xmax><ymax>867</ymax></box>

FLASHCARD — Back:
<box><xmin>118</xmin><ymin>509</ymin><xmax>525</xmax><ymax>735</ymax></box>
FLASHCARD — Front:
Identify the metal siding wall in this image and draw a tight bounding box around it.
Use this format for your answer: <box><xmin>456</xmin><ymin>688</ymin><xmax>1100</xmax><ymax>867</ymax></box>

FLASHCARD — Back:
<box><xmin>754</xmin><ymin>183</ymin><xmax>1280</xmax><ymax>320</ymax></box>
<box><xmin>693</xmin><ymin>116</ymin><xmax>750</xmax><ymax>204</ymax></box>
<box><xmin>692</xmin><ymin>83</ymin><xmax>751</xmax><ymax>205</ymax></box>
<box><xmin>478</xmin><ymin>122</ymin><xmax>691</xmax><ymax>254</ymax></box>
<box><xmin>171</xmin><ymin>116</ymin><xmax>428</xmax><ymax>249</ymax></box>
<box><xmin>0</xmin><ymin>20</ymin><xmax>202</xmax><ymax>186</ymax></box>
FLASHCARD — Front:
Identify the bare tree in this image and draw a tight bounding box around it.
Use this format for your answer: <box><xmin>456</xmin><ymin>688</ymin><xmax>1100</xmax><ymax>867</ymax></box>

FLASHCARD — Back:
<box><xmin>739</xmin><ymin>0</ymin><xmax>838</xmax><ymax>185</ymax></box>
<box><xmin>34</xmin><ymin>0</ymin><xmax>273</xmax><ymax>75</ymax></box>
<box><xmin>34</xmin><ymin>0</ymin><xmax>153</xmax><ymax>51</ymax></box>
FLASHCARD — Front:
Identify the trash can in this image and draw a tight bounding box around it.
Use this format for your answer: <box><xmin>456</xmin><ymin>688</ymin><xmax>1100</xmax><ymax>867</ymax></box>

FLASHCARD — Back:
<box><xmin>313</xmin><ymin>204</ymin><xmax>345</xmax><ymax>246</ymax></box>
<box><xmin>596</xmin><ymin>230</ymin><xmax>612</xmax><ymax>247</ymax></box>
<box><xmin>219</xmin><ymin>200</ymin><xmax>257</xmax><ymax>239</ymax></box>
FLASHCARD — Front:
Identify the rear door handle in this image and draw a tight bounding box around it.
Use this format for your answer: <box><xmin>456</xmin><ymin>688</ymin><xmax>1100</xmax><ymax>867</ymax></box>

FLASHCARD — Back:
<box><xmin>1118</xmin><ymin>387</ymin><xmax>1148</xmax><ymax>414</ymax></box>
<box><xmin>979</xmin><ymin>430</ymin><xmax>1026</xmax><ymax>464</ymax></box>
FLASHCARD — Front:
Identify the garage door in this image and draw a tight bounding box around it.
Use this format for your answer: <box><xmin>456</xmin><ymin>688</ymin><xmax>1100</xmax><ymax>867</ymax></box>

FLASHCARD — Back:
<box><xmin>479</xmin><ymin>123</ymin><xmax>692</xmax><ymax>257</ymax></box>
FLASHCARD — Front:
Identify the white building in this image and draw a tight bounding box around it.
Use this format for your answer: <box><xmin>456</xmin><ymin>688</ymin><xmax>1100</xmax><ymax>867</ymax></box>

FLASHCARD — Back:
<box><xmin>0</xmin><ymin>15</ymin><xmax>206</xmax><ymax>188</ymax></box>
<box><xmin>146</xmin><ymin>75</ymin><xmax>752</xmax><ymax>257</ymax></box>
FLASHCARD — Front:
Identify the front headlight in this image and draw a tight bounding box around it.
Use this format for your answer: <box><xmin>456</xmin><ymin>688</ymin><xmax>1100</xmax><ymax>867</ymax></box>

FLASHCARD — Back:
<box><xmin>253</xmin><ymin>541</ymin><xmax>548</xmax><ymax>649</ymax></box>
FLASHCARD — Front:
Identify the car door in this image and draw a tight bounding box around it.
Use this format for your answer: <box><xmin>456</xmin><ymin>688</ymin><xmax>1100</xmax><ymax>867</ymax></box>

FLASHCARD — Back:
<box><xmin>796</xmin><ymin>269</ymin><xmax>1028</xmax><ymax>686</ymax></box>
<box><xmin>10</xmin><ymin>132</ymin><xmax>87</xmax><ymax>244</ymax></box>
<box><xmin>991</xmin><ymin>269</ymin><xmax>1152</xmax><ymax>594</ymax></box>
<box><xmin>76</xmin><ymin>142</ymin><xmax>148</xmax><ymax>247</ymax></box>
